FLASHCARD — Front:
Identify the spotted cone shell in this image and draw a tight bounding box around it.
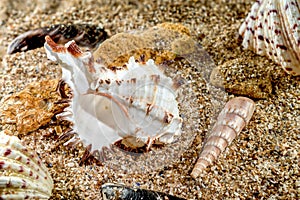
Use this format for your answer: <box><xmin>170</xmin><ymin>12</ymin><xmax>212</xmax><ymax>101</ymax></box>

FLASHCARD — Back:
<box><xmin>0</xmin><ymin>130</ymin><xmax>53</xmax><ymax>199</ymax></box>
<box><xmin>239</xmin><ymin>0</ymin><xmax>300</xmax><ymax>76</ymax></box>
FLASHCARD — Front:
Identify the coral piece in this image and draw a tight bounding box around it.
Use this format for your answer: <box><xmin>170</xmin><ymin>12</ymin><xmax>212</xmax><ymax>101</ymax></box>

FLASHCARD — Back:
<box><xmin>0</xmin><ymin>79</ymin><xmax>69</xmax><ymax>134</ymax></box>
<box><xmin>92</xmin><ymin>23</ymin><xmax>196</xmax><ymax>68</ymax></box>
<box><xmin>210</xmin><ymin>58</ymin><xmax>273</xmax><ymax>99</ymax></box>
<box><xmin>0</xmin><ymin>130</ymin><xmax>53</xmax><ymax>199</ymax></box>
<box><xmin>239</xmin><ymin>0</ymin><xmax>300</xmax><ymax>76</ymax></box>
<box><xmin>191</xmin><ymin>97</ymin><xmax>255</xmax><ymax>178</ymax></box>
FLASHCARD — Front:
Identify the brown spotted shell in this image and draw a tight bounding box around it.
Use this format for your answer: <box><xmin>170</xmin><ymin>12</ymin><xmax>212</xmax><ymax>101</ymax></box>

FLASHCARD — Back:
<box><xmin>239</xmin><ymin>0</ymin><xmax>300</xmax><ymax>76</ymax></box>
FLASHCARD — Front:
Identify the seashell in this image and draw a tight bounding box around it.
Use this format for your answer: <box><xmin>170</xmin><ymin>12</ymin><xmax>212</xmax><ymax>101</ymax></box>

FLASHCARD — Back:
<box><xmin>191</xmin><ymin>97</ymin><xmax>255</xmax><ymax>179</ymax></box>
<box><xmin>101</xmin><ymin>183</ymin><xmax>186</xmax><ymax>200</ymax></box>
<box><xmin>7</xmin><ymin>24</ymin><xmax>108</xmax><ymax>54</ymax></box>
<box><xmin>0</xmin><ymin>79</ymin><xmax>70</xmax><ymax>134</ymax></box>
<box><xmin>44</xmin><ymin>35</ymin><xmax>183</xmax><ymax>159</ymax></box>
<box><xmin>0</xmin><ymin>130</ymin><xmax>53</xmax><ymax>199</ymax></box>
<box><xmin>239</xmin><ymin>0</ymin><xmax>300</xmax><ymax>76</ymax></box>
<box><xmin>4</xmin><ymin>23</ymin><xmax>224</xmax><ymax>173</ymax></box>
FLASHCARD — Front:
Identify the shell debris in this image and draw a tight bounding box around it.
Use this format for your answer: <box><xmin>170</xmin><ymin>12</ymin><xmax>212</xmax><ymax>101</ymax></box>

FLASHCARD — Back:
<box><xmin>239</xmin><ymin>0</ymin><xmax>300</xmax><ymax>76</ymax></box>
<box><xmin>7</xmin><ymin>23</ymin><xmax>108</xmax><ymax>54</ymax></box>
<box><xmin>92</xmin><ymin>23</ymin><xmax>196</xmax><ymax>68</ymax></box>
<box><xmin>191</xmin><ymin>97</ymin><xmax>256</xmax><ymax>178</ymax></box>
<box><xmin>101</xmin><ymin>183</ymin><xmax>186</xmax><ymax>200</ymax></box>
<box><xmin>0</xmin><ymin>130</ymin><xmax>53</xmax><ymax>199</ymax></box>
<box><xmin>0</xmin><ymin>79</ymin><xmax>69</xmax><ymax>135</ymax></box>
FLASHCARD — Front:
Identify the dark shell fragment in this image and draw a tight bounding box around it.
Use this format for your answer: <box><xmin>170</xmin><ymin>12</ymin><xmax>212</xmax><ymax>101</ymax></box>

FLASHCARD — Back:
<box><xmin>101</xmin><ymin>183</ymin><xmax>186</xmax><ymax>200</ymax></box>
<box><xmin>7</xmin><ymin>23</ymin><xmax>108</xmax><ymax>54</ymax></box>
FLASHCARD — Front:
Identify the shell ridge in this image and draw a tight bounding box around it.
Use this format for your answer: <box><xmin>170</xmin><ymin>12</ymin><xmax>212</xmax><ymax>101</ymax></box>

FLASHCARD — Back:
<box><xmin>191</xmin><ymin>97</ymin><xmax>256</xmax><ymax>178</ymax></box>
<box><xmin>0</xmin><ymin>131</ymin><xmax>53</xmax><ymax>198</ymax></box>
<box><xmin>1</xmin><ymin>139</ymin><xmax>52</xmax><ymax>187</ymax></box>
<box><xmin>239</xmin><ymin>0</ymin><xmax>300</xmax><ymax>75</ymax></box>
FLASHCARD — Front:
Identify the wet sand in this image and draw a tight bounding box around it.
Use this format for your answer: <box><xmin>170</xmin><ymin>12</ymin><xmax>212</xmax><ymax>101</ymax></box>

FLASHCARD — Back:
<box><xmin>0</xmin><ymin>0</ymin><xmax>299</xmax><ymax>199</ymax></box>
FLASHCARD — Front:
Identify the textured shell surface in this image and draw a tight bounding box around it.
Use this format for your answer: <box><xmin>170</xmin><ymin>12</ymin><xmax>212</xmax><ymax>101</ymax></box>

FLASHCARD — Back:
<box><xmin>44</xmin><ymin>36</ymin><xmax>183</xmax><ymax>156</ymax></box>
<box><xmin>191</xmin><ymin>97</ymin><xmax>256</xmax><ymax>179</ymax></box>
<box><xmin>0</xmin><ymin>79</ymin><xmax>69</xmax><ymax>135</ymax></box>
<box><xmin>0</xmin><ymin>130</ymin><xmax>53</xmax><ymax>199</ymax></box>
<box><xmin>239</xmin><ymin>0</ymin><xmax>300</xmax><ymax>76</ymax></box>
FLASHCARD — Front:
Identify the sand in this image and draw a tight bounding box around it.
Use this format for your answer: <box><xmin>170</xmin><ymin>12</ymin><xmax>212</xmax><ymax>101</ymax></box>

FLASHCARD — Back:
<box><xmin>0</xmin><ymin>0</ymin><xmax>299</xmax><ymax>199</ymax></box>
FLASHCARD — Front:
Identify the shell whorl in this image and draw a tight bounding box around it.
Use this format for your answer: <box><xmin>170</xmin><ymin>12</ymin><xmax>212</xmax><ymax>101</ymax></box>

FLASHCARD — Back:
<box><xmin>239</xmin><ymin>0</ymin><xmax>300</xmax><ymax>76</ymax></box>
<box><xmin>191</xmin><ymin>97</ymin><xmax>255</xmax><ymax>179</ymax></box>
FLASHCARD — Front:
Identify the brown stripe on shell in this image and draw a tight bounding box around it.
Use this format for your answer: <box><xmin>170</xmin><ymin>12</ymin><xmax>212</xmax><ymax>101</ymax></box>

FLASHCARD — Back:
<box><xmin>45</xmin><ymin>36</ymin><xmax>66</xmax><ymax>53</ymax></box>
<box><xmin>46</xmin><ymin>36</ymin><xmax>96</xmax><ymax>73</ymax></box>
<box><xmin>66</xmin><ymin>40</ymin><xmax>84</xmax><ymax>58</ymax></box>
<box><xmin>8</xmin><ymin>24</ymin><xmax>108</xmax><ymax>54</ymax></box>
<box><xmin>191</xmin><ymin>97</ymin><xmax>255</xmax><ymax>179</ymax></box>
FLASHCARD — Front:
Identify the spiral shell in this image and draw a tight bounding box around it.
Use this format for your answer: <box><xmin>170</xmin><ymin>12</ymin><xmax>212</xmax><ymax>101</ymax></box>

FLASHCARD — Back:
<box><xmin>191</xmin><ymin>97</ymin><xmax>255</xmax><ymax>179</ymax></box>
<box><xmin>0</xmin><ymin>130</ymin><xmax>53</xmax><ymax>199</ymax></box>
<box><xmin>239</xmin><ymin>0</ymin><xmax>300</xmax><ymax>76</ymax></box>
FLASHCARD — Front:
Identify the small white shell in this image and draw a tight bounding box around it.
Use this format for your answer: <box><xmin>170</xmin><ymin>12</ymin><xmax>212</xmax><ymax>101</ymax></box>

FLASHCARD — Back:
<box><xmin>0</xmin><ymin>130</ymin><xmax>53</xmax><ymax>199</ymax></box>
<box><xmin>239</xmin><ymin>0</ymin><xmax>300</xmax><ymax>76</ymax></box>
<box><xmin>191</xmin><ymin>97</ymin><xmax>255</xmax><ymax>178</ymax></box>
<box><xmin>44</xmin><ymin>36</ymin><xmax>182</xmax><ymax>157</ymax></box>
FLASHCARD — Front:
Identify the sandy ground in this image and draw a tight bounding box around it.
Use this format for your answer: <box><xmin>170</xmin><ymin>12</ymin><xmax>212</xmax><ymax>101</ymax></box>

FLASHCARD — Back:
<box><xmin>0</xmin><ymin>0</ymin><xmax>299</xmax><ymax>199</ymax></box>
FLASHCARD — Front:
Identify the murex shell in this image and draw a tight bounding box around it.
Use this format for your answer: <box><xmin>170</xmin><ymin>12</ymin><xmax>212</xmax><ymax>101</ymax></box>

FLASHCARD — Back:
<box><xmin>44</xmin><ymin>35</ymin><xmax>183</xmax><ymax>156</ymax></box>
<box><xmin>239</xmin><ymin>0</ymin><xmax>300</xmax><ymax>76</ymax></box>
<box><xmin>0</xmin><ymin>130</ymin><xmax>53</xmax><ymax>199</ymax></box>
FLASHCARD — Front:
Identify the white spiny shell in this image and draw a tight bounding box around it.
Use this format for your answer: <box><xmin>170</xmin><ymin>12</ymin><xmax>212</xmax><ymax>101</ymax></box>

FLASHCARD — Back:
<box><xmin>44</xmin><ymin>36</ymin><xmax>182</xmax><ymax>156</ymax></box>
<box><xmin>239</xmin><ymin>0</ymin><xmax>300</xmax><ymax>76</ymax></box>
<box><xmin>0</xmin><ymin>130</ymin><xmax>53</xmax><ymax>199</ymax></box>
<box><xmin>191</xmin><ymin>97</ymin><xmax>255</xmax><ymax>178</ymax></box>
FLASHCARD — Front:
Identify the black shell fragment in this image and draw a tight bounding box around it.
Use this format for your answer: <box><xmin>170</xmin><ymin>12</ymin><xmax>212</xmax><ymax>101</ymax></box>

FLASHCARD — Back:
<box><xmin>101</xmin><ymin>183</ymin><xmax>186</xmax><ymax>200</ymax></box>
<box><xmin>7</xmin><ymin>24</ymin><xmax>108</xmax><ymax>54</ymax></box>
